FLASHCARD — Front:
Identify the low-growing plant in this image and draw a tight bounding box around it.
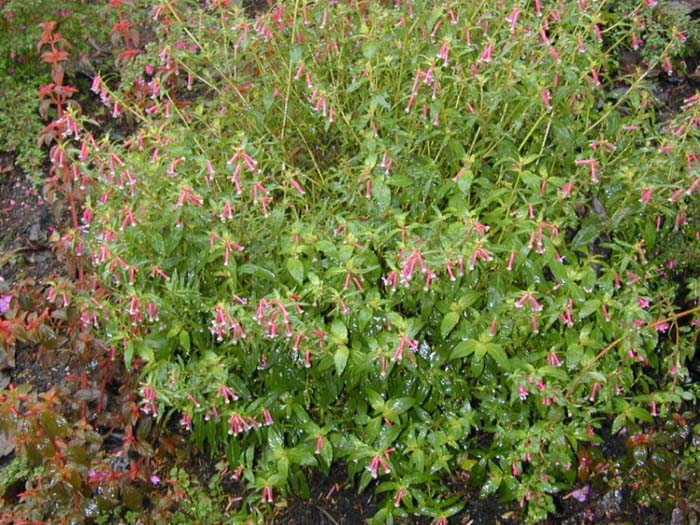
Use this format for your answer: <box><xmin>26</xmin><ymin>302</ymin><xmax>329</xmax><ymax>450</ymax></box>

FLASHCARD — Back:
<box><xmin>0</xmin><ymin>272</ymin><xmax>174</xmax><ymax>525</ymax></box>
<box><xmin>63</xmin><ymin>0</ymin><xmax>700</xmax><ymax>522</ymax></box>
<box><xmin>603</xmin><ymin>0</ymin><xmax>700</xmax><ymax>74</ymax></box>
<box><xmin>0</xmin><ymin>0</ymin><xmax>110</xmax><ymax>179</ymax></box>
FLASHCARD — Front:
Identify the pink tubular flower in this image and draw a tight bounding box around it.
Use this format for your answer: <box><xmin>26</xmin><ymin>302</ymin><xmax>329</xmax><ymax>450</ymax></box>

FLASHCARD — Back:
<box><xmin>655</xmin><ymin>322</ymin><xmax>670</xmax><ymax>332</ymax></box>
<box><xmin>541</xmin><ymin>88</ymin><xmax>552</xmax><ymax>109</ymax></box>
<box><xmin>315</xmin><ymin>435</ymin><xmax>324</xmax><ymax>454</ymax></box>
<box><xmin>640</xmin><ymin>187</ymin><xmax>653</xmax><ymax>204</ymax></box>
<box><xmin>262</xmin><ymin>486</ymin><xmax>274</xmax><ymax>504</ymax></box>
<box><xmin>220</xmin><ymin>201</ymin><xmax>234</xmax><ymax>221</ymax></box>
<box><xmin>631</xmin><ymin>32</ymin><xmax>644</xmax><ymax>50</ymax></box>
<box><xmin>217</xmin><ymin>385</ymin><xmax>239</xmax><ymax>403</ymax></box>
<box><xmin>519</xmin><ymin>385</ymin><xmax>529</xmax><ymax>400</ymax></box>
<box><xmin>140</xmin><ymin>385</ymin><xmax>158</xmax><ymax>416</ymax></box>
<box><xmin>263</xmin><ymin>408</ymin><xmax>274</xmax><ymax>426</ymax></box>
<box><xmin>366</xmin><ymin>453</ymin><xmax>391</xmax><ymax>479</ymax></box>
<box><xmin>228</xmin><ymin>413</ymin><xmax>250</xmax><ymax>435</ymax></box>
<box><xmin>210</xmin><ymin>306</ymin><xmax>247</xmax><ymax>343</ymax></box>
<box><xmin>469</xmin><ymin>243</ymin><xmax>493</xmax><ymax>270</ymax></box>
<box><xmin>515</xmin><ymin>291</ymin><xmax>543</xmax><ymax>311</ymax></box>
<box><xmin>479</xmin><ymin>42</ymin><xmax>494</xmax><ymax>63</ymax></box>
<box><xmin>593</xmin><ymin>24</ymin><xmax>603</xmax><ymax>43</ymax></box>
<box><xmin>91</xmin><ymin>72</ymin><xmax>103</xmax><ymax>94</ymax></box>
<box><xmin>664</xmin><ymin>55</ymin><xmax>673</xmax><ymax>75</ymax></box>
<box><xmin>392</xmin><ymin>335</ymin><xmax>419</xmax><ymax>362</ymax></box>
<box><xmin>382</xmin><ymin>271</ymin><xmax>399</xmax><ymax>290</ymax></box>
<box><xmin>437</xmin><ymin>40</ymin><xmax>450</xmax><ymax>66</ymax></box>
<box><xmin>394</xmin><ymin>487</ymin><xmax>407</xmax><ymax>508</ymax></box>
<box><xmin>400</xmin><ymin>249</ymin><xmax>428</xmax><ymax>286</ymax></box>
<box><xmin>507</xmin><ymin>250</ymin><xmax>516</xmax><ymax>271</ymax></box>
<box><xmin>176</xmin><ymin>186</ymin><xmax>204</xmax><ymax>207</ymax></box>
<box><xmin>506</xmin><ymin>7</ymin><xmax>519</xmax><ymax>32</ymax></box>
<box><xmin>575</xmin><ymin>158</ymin><xmax>599</xmax><ymax>183</ymax></box>
<box><xmin>577</xmin><ymin>36</ymin><xmax>586</xmax><ymax>53</ymax></box>
<box><xmin>180</xmin><ymin>412</ymin><xmax>192</xmax><ymax>431</ymax></box>
<box><xmin>669</xmin><ymin>188</ymin><xmax>684</xmax><ymax>203</ymax></box>
<box><xmin>167</xmin><ymin>157</ymin><xmax>185</xmax><ymax>177</ymax></box>
<box><xmin>548</xmin><ymin>351</ymin><xmax>563</xmax><ymax>367</ymax></box>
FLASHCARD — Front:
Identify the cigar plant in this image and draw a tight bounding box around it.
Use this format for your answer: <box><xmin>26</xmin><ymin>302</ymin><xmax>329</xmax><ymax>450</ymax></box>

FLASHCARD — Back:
<box><xmin>32</xmin><ymin>0</ymin><xmax>700</xmax><ymax>522</ymax></box>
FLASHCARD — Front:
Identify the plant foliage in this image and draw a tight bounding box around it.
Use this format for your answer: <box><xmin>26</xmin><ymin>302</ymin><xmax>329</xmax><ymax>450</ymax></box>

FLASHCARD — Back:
<box><xmin>41</xmin><ymin>0</ymin><xmax>700</xmax><ymax>522</ymax></box>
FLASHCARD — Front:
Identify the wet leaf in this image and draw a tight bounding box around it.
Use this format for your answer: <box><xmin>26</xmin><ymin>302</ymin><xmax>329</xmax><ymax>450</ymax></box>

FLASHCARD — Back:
<box><xmin>334</xmin><ymin>345</ymin><xmax>349</xmax><ymax>376</ymax></box>
<box><xmin>287</xmin><ymin>258</ymin><xmax>304</xmax><ymax>284</ymax></box>
<box><xmin>440</xmin><ymin>311</ymin><xmax>460</xmax><ymax>339</ymax></box>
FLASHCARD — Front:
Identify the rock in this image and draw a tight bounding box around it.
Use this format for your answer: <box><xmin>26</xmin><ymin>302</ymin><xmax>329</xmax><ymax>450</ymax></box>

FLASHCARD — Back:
<box><xmin>0</xmin><ymin>431</ymin><xmax>15</xmax><ymax>458</ymax></box>
<box><xmin>28</xmin><ymin>222</ymin><xmax>47</xmax><ymax>244</ymax></box>
<box><xmin>595</xmin><ymin>489</ymin><xmax>623</xmax><ymax>520</ymax></box>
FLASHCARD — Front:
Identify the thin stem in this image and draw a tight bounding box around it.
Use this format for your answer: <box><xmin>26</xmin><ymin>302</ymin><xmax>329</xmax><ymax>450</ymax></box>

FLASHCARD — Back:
<box><xmin>281</xmin><ymin>0</ymin><xmax>301</xmax><ymax>141</ymax></box>
<box><xmin>566</xmin><ymin>305</ymin><xmax>700</xmax><ymax>399</ymax></box>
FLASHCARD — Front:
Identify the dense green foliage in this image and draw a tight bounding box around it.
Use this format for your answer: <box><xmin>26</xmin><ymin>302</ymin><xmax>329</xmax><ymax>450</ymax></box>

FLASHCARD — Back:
<box><xmin>4</xmin><ymin>0</ymin><xmax>700</xmax><ymax>523</ymax></box>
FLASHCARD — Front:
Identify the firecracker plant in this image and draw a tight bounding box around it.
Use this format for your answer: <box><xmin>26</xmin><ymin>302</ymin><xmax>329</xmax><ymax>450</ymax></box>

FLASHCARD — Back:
<box><xmin>15</xmin><ymin>0</ymin><xmax>700</xmax><ymax>523</ymax></box>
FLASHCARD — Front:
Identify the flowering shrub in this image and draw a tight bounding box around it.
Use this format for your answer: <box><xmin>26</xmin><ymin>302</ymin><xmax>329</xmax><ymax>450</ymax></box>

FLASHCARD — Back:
<box><xmin>0</xmin><ymin>0</ymin><xmax>110</xmax><ymax>178</ymax></box>
<box><xmin>67</xmin><ymin>0</ymin><xmax>700</xmax><ymax>522</ymax></box>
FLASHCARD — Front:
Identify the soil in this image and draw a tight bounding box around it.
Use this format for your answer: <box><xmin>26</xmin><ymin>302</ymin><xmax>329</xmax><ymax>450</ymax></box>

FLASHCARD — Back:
<box><xmin>0</xmin><ymin>154</ymin><xmax>61</xmax><ymax>285</ymax></box>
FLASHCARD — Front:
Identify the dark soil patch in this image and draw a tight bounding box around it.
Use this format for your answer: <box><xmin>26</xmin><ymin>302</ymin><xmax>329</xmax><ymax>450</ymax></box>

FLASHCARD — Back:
<box><xmin>0</xmin><ymin>156</ymin><xmax>61</xmax><ymax>284</ymax></box>
<box><xmin>275</xmin><ymin>466</ymin><xmax>379</xmax><ymax>525</ymax></box>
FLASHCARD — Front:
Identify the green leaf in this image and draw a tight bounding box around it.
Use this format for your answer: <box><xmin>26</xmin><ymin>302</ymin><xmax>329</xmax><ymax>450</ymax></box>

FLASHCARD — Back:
<box><xmin>387</xmin><ymin>397</ymin><xmax>415</xmax><ymax>415</ymax></box>
<box><xmin>167</xmin><ymin>322</ymin><xmax>183</xmax><ymax>339</ymax></box>
<box><xmin>480</xmin><ymin>474</ymin><xmax>502</xmax><ymax>497</ymax></box>
<box><xmin>373</xmin><ymin>179</ymin><xmax>391</xmax><ymax>209</ymax></box>
<box><xmin>611</xmin><ymin>413</ymin><xmax>626</xmax><ymax>434</ymax></box>
<box><xmin>362</xmin><ymin>41</ymin><xmax>378</xmax><ymax>59</ymax></box>
<box><xmin>334</xmin><ymin>345</ymin><xmax>349</xmax><ymax>376</ymax></box>
<box><xmin>440</xmin><ymin>311</ymin><xmax>460</xmax><ymax>339</ymax></box>
<box><xmin>320</xmin><ymin>439</ymin><xmax>333</xmax><ymax>466</ymax></box>
<box><xmin>571</xmin><ymin>222</ymin><xmax>601</xmax><ymax>249</ymax></box>
<box><xmin>179</xmin><ymin>330</ymin><xmax>190</xmax><ymax>352</ymax></box>
<box><xmin>238</xmin><ymin>264</ymin><xmax>276</xmax><ymax>280</ymax></box>
<box><xmin>485</xmin><ymin>343</ymin><xmax>509</xmax><ymax>371</ymax></box>
<box><xmin>578</xmin><ymin>299</ymin><xmax>601</xmax><ymax>319</ymax></box>
<box><xmin>628</xmin><ymin>406</ymin><xmax>653</xmax><ymax>423</ymax></box>
<box><xmin>366</xmin><ymin>389</ymin><xmax>385</xmax><ymax>412</ymax></box>
<box><xmin>124</xmin><ymin>341</ymin><xmax>134</xmax><ymax>368</ymax></box>
<box><xmin>287</xmin><ymin>258</ymin><xmax>304</xmax><ymax>284</ymax></box>
<box><xmin>450</xmin><ymin>340</ymin><xmax>478</xmax><ymax>360</ymax></box>
<box><xmin>290</xmin><ymin>45</ymin><xmax>303</xmax><ymax>63</ymax></box>
<box><xmin>330</xmin><ymin>319</ymin><xmax>348</xmax><ymax>342</ymax></box>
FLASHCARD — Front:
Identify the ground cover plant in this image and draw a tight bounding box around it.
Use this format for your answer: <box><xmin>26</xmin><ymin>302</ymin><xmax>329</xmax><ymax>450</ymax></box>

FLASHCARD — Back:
<box><xmin>4</xmin><ymin>0</ymin><xmax>700</xmax><ymax>523</ymax></box>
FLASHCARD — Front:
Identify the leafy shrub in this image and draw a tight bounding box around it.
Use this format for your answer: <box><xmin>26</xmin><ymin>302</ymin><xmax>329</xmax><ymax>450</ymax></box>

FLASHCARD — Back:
<box><xmin>70</xmin><ymin>1</ymin><xmax>700</xmax><ymax>522</ymax></box>
<box><xmin>0</xmin><ymin>0</ymin><xmax>108</xmax><ymax>178</ymax></box>
<box><xmin>604</xmin><ymin>0</ymin><xmax>700</xmax><ymax>69</ymax></box>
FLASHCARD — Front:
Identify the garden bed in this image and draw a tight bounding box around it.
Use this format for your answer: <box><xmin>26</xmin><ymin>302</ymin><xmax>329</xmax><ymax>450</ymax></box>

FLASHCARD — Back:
<box><xmin>3</xmin><ymin>1</ymin><xmax>700</xmax><ymax>524</ymax></box>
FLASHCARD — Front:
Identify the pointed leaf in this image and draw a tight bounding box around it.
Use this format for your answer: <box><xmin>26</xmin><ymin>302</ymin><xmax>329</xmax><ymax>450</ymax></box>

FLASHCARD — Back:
<box><xmin>441</xmin><ymin>311</ymin><xmax>460</xmax><ymax>338</ymax></box>
<box><xmin>450</xmin><ymin>340</ymin><xmax>478</xmax><ymax>360</ymax></box>
<box><xmin>330</xmin><ymin>319</ymin><xmax>347</xmax><ymax>342</ymax></box>
<box><xmin>334</xmin><ymin>345</ymin><xmax>349</xmax><ymax>376</ymax></box>
<box><xmin>287</xmin><ymin>258</ymin><xmax>304</xmax><ymax>284</ymax></box>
